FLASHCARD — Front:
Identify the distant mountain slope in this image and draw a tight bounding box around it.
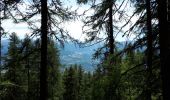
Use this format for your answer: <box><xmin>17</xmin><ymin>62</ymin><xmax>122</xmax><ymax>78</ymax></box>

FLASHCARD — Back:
<box><xmin>1</xmin><ymin>39</ymin><xmax>100</xmax><ymax>71</ymax></box>
<box><xmin>1</xmin><ymin>39</ymin><xmax>129</xmax><ymax>71</ymax></box>
<box><xmin>59</xmin><ymin>43</ymin><xmax>100</xmax><ymax>71</ymax></box>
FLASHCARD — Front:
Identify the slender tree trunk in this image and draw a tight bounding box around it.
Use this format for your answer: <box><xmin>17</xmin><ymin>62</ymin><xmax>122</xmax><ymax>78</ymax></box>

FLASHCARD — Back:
<box><xmin>146</xmin><ymin>0</ymin><xmax>152</xmax><ymax>99</ymax></box>
<box><xmin>107</xmin><ymin>0</ymin><xmax>116</xmax><ymax>100</ymax></box>
<box><xmin>27</xmin><ymin>65</ymin><xmax>30</xmax><ymax>100</ymax></box>
<box><xmin>40</xmin><ymin>0</ymin><xmax>48</xmax><ymax>100</ymax></box>
<box><xmin>26</xmin><ymin>49</ymin><xmax>30</xmax><ymax>100</ymax></box>
<box><xmin>109</xmin><ymin>0</ymin><xmax>114</xmax><ymax>55</ymax></box>
<box><xmin>158</xmin><ymin>0</ymin><xmax>170</xmax><ymax>99</ymax></box>
<box><xmin>0</xmin><ymin>23</ymin><xmax>1</xmax><ymax>77</ymax></box>
<box><xmin>0</xmin><ymin>5</ymin><xmax>2</xmax><ymax>81</ymax></box>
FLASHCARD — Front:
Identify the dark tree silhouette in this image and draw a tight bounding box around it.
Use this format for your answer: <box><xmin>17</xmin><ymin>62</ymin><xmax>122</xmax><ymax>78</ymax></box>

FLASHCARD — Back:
<box><xmin>108</xmin><ymin>0</ymin><xmax>114</xmax><ymax>55</ymax></box>
<box><xmin>158</xmin><ymin>0</ymin><xmax>170</xmax><ymax>99</ymax></box>
<box><xmin>40</xmin><ymin>0</ymin><xmax>48</xmax><ymax>100</ymax></box>
<box><xmin>0</xmin><ymin>2</ymin><xmax>2</xmax><ymax>80</ymax></box>
<box><xmin>146</xmin><ymin>0</ymin><xmax>152</xmax><ymax>99</ymax></box>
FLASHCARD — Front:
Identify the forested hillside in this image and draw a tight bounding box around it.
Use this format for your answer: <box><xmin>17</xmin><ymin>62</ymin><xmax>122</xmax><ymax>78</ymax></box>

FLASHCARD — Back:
<box><xmin>0</xmin><ymin>0</ymin><xmax>169</xmax><ymax>100</ymax></box>
<box><xmin>1</xmin><ymin>39</ymin><xmax>100</xmax><ymax>71</ymax></box>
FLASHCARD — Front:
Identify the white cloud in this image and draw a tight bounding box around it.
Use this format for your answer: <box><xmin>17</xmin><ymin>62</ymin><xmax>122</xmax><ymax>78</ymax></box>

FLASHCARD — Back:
<box><xmin>64</xmin><ymin>20</ymin><xmax>86</xmax><ymax>41</ymax></box>
<box><xmin>2</xmin><ymin>20</ymin><xmax>31</xmax><ymax>38</ymax></box>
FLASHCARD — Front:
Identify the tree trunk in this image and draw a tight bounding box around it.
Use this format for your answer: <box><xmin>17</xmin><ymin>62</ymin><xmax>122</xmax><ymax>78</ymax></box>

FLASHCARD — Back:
<box><xmin>158</xmin><ymin>0</ymin><xmax>170</xmax><ymax>99</ymax></box>
<box><xmin>26</xmin><ymin>49</ymin><xmax>30</xmax><ymax>100</ymax></box>
<box><xmin>40</xmin><ymin>0</ymin><xmax>48</xmax><ymax>100</ymax></box>
<box><xmin>109</xmin><ymin>0</ymin><xmax>114</xmax><ymax>55</ymax></box>
<box><xmin>0</xmin><ymin>21</ymin><xmax>1</xmax><ymax>80</ymax></box>
<box><xmin>146</xmin><ymin>0</ymin><xmax>152</xmax><ymax>99</ymax></box>
<box><xmin>27</xmin><ymin>65</ymin><xmax>30</xmax><ymax>100</ymax></box>
<box><xmin>107</xmin><ymin>0</ymin><xmax>116</xmax><ymax>100</ymax></box>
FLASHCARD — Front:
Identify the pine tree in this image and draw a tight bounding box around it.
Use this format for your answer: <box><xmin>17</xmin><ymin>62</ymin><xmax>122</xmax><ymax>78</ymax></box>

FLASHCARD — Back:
<box><xmin>63</xmin><ymin>66</ymin><xmax>77</xmax><ymax>100</ymax></box>
<box><xmin>40</xmin><ymin>0</ymin><xmax>48</xmax><ymax>99</ymax></box>
<box><xmin>47</xmin><ymin>39</ymin><xmax>62</xmax><ymax>100</ymax></box>
<box><xmin>91</xmin><ymin>67</ymin><xmax>106</xmax><ymax>100</ymax></box>
<box><xmin>83</xmin><ymin>72</ymin><xmax>92</xmax><ymax>100</ymax></box>
<box><xmin>21</xmin><ymin>35</ymin><xmax>35</xmax><ymax>100</ymax></box>
<box><xmin>3</xmin><ymin>33</ymin><xmax>26</xmax><ymax>100</ymax></box>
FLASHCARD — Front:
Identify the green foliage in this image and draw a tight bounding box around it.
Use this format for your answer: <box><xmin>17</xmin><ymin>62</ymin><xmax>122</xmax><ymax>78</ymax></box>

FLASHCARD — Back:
<box><xmin>0</xmin><ymin>34</ymin><xmax>62</xmax><ymax>100</ymax></box>
<box><xmin>47</xmin><ymin>39</ymin><xmax>62</xmax><ymax>100</ymax></box>
<box><xmin>1</xmin><ymin>33</ymin><xmax>26</xmax><ymax>100</ymax></box>
<box><xmin>0</xmin><ymin>0</ymin><xmax>163</xmax><ymax>99</ymax></box>
<box><xmin>62</xmin><ymin>64</ymin><xmax>93</xmax><ymax>100</ymax></box>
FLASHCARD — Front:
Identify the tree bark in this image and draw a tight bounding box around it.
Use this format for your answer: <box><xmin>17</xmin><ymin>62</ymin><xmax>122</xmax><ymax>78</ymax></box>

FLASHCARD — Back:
<box><xmin>158</xmin><ymin>0</ymin><xmax>170</xmax><ymax>99</ymax></box>
<box><xmin>109</xmin><ymin>0</ymin><xmax>114</xmax><ymax>55</ymax></box>
<box><xmin>0</xmin><ymin>16</ymin><xmax>1</xmax><ymax>80</ymax></box>
<box><xmin>146</xmin><ymin>0</ymin><xmax>152</xmax><ymax>99</ymax></box>
<box><xmin>107</xmin><ymin>0</ymin><xmax>116</xmax><ymax>100</ymax></box>
<box><xmin>40</xmin><ymin>0</ymin><xmax>48</xmax><ymax>100</ymax></box>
